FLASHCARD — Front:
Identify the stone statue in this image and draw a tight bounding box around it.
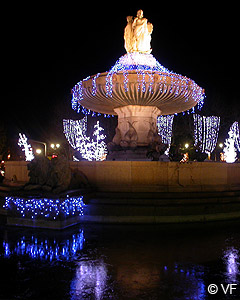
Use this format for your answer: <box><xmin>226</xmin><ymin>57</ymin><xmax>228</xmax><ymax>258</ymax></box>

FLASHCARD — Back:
<box><xmin>124</xmin><ymin>10</ymin><xmax>153</xmax><ymax>54</ymax></box>
<box><xmin>124</xmin><ymin>16</ymin><xmax>134</xmax><ymax>53</ymax></box>
<box><xmin>120</xmin><ymin>121</ymin><xmax>138</xmax><ymax>148</ymax></box>
<box><xmin>25</xmin><ymin>155</ymin><xmax>89</xmax><ymax>193</ymax></box>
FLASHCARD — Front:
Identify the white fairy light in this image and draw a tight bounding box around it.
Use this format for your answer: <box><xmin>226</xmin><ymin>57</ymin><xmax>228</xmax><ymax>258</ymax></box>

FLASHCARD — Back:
<box><xmin>18</xmin><ymin>133</ymin><xmax>34</xmax><ymax>161</ymax></box>
<box><xmin>157</xmin><ymin>115</ymin><xmax>174</xmax><ymax>154</ymax></box>
<box><xmin>231</xmin><ymin>122</ymin><xmax>240</xmax><ymax>152</ymax></box>
<box><xmin>63</xmin><ymin>118</ymin><xmax>87</xmax><ymax>150</ymax></box>
<box><xmin>63</xmin><ymin>118</ymin><xmax>107</xmax><ymax>161</ymax></box>
<box><xmin>91</xmin><ymin>121</ymin><xmax>107</xmax><ymax>161</ymax></box>
<box><xmin>223</xmin><ymin>122</ymin><xmax>239</xmax><ymax>163</ymax></box>
<box><xmin>193</xmin><ymin>114</ymin><xmax>220</xmax><ymax>154</ymax></box>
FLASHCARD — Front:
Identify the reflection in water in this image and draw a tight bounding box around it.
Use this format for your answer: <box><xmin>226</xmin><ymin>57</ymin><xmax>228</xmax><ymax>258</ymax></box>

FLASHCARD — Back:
<box><xmin>224</xmin><ymin>247</ymin><xmax>239</xmax><ymax>283</ymax></box>
<box><xmin>173</xmin><ymin>264</ymin><xmax>206</xmax><ymax>300</ymax></box>
<box><xmin>2</xmin><ymin>230</ymin><xmax>84</xmax><ymax>261</ymax></box>
<box><xmin>71</xmin><ymin>260</ymin><xmax>108</xmax><ymax>300</ymax></box>
<box><xmin>1</xmin><ymin>224</ymin><xmax>240</xmax><ymax>299</ymax></box>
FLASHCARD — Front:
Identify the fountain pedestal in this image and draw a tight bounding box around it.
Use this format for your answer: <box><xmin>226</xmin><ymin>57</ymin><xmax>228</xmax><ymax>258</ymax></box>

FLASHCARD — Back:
<box><xmin>107</xmin><ymin>105</ymin><xmax>163</xmax><ymax>161</ymax></box>
<box><xmin>114</xmin><ymin>105</ymin><xmax>161</xmax><ymax>147</ymax></box>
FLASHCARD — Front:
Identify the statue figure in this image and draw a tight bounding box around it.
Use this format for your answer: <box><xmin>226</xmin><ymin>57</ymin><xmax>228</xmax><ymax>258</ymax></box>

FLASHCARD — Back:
<box><xmin>120</xmin><ymin>121</ymin><xmax>138</xmax><ymax>149</ymax></box>
<box><xmin>124</xmin><ymin>16</ymin><xmax>134</xmax><ymax>53</ymax></box>
<box><xmin>124</xmin><ymin>10</ymin><xmax>153</xmax><ymax>54</ymax></box>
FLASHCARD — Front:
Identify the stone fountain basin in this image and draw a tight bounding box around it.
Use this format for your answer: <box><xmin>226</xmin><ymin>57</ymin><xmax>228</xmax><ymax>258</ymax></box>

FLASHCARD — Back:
<box><xmin>76</xmin><ymin>71</ymin><xmax>204</xmax><ymax>115</ymax></box>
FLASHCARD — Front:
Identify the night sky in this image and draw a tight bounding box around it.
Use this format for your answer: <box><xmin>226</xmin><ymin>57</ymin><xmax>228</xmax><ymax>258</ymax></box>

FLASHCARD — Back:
<box><xmin>3</xmin><ymin>3</ymin><xmax>239</xmax><ymax>143</ymax></box>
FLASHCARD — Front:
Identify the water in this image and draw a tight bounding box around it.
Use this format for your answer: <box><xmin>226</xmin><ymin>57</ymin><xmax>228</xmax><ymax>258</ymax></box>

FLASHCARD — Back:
<box><xmin>1</xmin><ymin>222</ymin><xmax>240</xmax><ymax>299</ymax></box>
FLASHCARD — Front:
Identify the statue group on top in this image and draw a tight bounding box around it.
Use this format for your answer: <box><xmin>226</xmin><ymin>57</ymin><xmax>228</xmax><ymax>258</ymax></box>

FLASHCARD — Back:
<box><xmin>124</xmin><ymin>10</ymin><xmax>153</xmax><ymax>54</ymax></box>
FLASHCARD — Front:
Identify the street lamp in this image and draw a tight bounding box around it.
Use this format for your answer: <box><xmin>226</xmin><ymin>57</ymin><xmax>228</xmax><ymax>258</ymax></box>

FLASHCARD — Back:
<box><xmin>36</xmin><ymin>149</ymin><xmax>42</xmax><ymax>155</ymax></box>
<box><xmin>50</xmin><ymin>143</ymin><xmax>61</xmax><ymax>150</ymax></box>
<box><xmin>29</xmin><ymin>139</ymin><xmax>47</xmax><ymax>156</ymax></box>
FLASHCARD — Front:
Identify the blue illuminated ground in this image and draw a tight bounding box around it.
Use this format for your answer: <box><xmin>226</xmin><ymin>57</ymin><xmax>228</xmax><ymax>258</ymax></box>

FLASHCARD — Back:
<box><xmin>1</xmin><ymin>222</ymin><xmax>240</xmax><ymax>299</ymax></box>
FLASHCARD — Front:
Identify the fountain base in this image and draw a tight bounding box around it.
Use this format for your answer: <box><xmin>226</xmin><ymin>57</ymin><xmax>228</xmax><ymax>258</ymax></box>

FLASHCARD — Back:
<box><xmin>107</xmin><ymin>105</ymin><xmax>166</xmax><ymax>160</ymax></box>
<box><xmin>107</xmin><ymin>147</ymin><xmax>151</xmax><ymax>161</ymax></box>
<box><xmin>112</xmin><ymin>105</ymin><xmax>161</xmax><ymax>147</ymax></box>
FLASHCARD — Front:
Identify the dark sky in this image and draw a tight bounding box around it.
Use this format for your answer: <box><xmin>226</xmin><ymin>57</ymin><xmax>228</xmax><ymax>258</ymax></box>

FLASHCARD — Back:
<box><xmin>3</xmin><ymin>3</ymin><xmax>239</xmax><ymax>141</ymax></box>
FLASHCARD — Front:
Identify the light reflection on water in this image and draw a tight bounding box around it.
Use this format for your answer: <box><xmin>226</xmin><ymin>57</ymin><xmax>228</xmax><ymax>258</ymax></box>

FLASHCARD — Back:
<box><xmin>1</xmin><ymin>223</ymin><xmax>240</xmax><ymax>299</ymax></box>
<box><xmin>224</xmin><ymin>247</ymin><xmax>239</xmax><ymax>283</ymax></box>
<box><xmin>71</xmin><ymin>260</ymin><xmax>108</xmax><ymax>300</ymax></box>
<box><xmin>173</xmin><ymin>264</ymin><xmax>206</xmax><ymax>300</ymax></box>
<box><xmin>2</xmin><ymin>230</ymin><xmax>84</xmax><ymax>261</ymax></box>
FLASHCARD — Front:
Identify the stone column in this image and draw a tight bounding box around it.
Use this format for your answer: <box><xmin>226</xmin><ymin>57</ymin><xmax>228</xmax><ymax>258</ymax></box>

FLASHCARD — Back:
<box><xmin>113</xmin><ymin>105</ymin><xmax>161</xmax><ymax>147</ymax></box>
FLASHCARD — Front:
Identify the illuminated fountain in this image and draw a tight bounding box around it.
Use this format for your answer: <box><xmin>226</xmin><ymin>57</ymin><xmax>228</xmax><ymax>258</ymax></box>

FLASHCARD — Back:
<box><xmin>73</xmin><ymin>10</ymin><xmax>204</xmax><ymax>159</ymax></box>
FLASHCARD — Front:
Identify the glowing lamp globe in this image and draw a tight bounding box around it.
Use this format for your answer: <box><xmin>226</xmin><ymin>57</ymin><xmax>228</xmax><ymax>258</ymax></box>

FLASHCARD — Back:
<box><xmin>71</xmin><ymin>10</ymin><xmax>205</xmax><ymax>152</ymax></box>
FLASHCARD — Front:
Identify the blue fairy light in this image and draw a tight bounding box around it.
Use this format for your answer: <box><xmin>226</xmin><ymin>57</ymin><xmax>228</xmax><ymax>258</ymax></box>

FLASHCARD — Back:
<box><xmin>3</xmin><ymin>196</ymin><xmax>85</xmax><ymax>220</ymax></box>
<box><xmin>71</xmin><ymin>52</ymin><xmax>205</xmax><ymax>116</ymax></box>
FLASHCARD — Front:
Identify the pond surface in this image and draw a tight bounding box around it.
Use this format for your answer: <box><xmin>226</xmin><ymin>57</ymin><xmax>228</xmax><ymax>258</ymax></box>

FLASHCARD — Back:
<box><xmin>1</xmin><ymin>221</ymin><xmax>240</xmax><ymax>299</ymax></box>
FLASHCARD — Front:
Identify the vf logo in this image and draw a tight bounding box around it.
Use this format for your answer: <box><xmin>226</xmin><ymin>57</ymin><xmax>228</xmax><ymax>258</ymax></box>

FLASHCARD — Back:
<box><xmin>208</xmin><ymin>283</ymin><xmax>238</xmax><ymax>295</ymax></box>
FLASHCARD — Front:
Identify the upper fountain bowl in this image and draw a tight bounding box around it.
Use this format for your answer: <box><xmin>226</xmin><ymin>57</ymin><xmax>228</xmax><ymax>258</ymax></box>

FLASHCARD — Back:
<box><xmin>71</xmin><ymin>53</ymin><xmax>205</xmax><ymax>116</ymax></box>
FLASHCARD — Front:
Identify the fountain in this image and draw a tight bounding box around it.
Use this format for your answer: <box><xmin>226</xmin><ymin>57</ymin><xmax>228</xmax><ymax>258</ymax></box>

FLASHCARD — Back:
<box><xmin>71</xmin><ymin>10</ymin><xmax>205</xmax><ymax>160</ymax></box>
<box><xmin>2</xmin><ymin>11</ymin><xmax>240</xmax><ymax>229</ymax></box>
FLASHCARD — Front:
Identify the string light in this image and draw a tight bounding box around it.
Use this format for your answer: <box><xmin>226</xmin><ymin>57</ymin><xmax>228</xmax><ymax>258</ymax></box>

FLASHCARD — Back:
<box><xmin>18</xmin><ymin>133</ymin><xmax>34</xmax><ymax>161</ymax></box>
<box><xmin>106</xmin><ymin>53</ymin><xmax>169</xmax><ymax>96</ymax></box>
<box><xmin>63</xmin><ymin>117</ymin><xmax>87</xmax><ymax>150</ymax></box>
<box><xmin>223</xmin><ymin>122</ymin><xmax>240</xmax><ymax>163</ymax></box>
<box><xmin>71</xmin><ymin>53</ymin><xmax>205</xmax><ymax>115</ymax></box>
<box><xmin>92</xmin><ymin>73</ymin><xmax>100</xmax><ymax>96</ymax></box>
<box><xmin>157</xmin><ymin>115</ymin><xmax>174</xmax><ymax>153</ymax></box>
<box><xmin>104</xmin><ymin>53</ymin><xmax>204</xmax><ymax>102</ymax></box>
<box><xmin>230</xmin><ymin>122</ymin><xmax>240</xmax><ymax>152</ymax></box>
<box><xmin>3</xmin><ymin>195</ymin><xmax>85</xmax><ymax>220</ymax></box>
<box><xmin>193</xmin><ymin>114</ymin><xmax>220</xmax><ymax>154</ymax></box>
<box><xmin>63</xmin><ymin>118</ymin><xmax>107</xmax><ymax>161</ymax></box>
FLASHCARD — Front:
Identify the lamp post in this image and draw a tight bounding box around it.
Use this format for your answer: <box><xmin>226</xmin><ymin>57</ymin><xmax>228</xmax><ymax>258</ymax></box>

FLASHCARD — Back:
<box><xmin>49</xmin><ymin>143</ymin><xmax>61</xmax><ymax>159</ymax></box>
<box><xmin>29</xmin><ymin>140</ymin><xmax>47</xmax><ymax>157</ymax></box>
<box><xmin>50</xmin><ymin>143</ymin><xmax>60</xmax><ymax>150</ymax></box>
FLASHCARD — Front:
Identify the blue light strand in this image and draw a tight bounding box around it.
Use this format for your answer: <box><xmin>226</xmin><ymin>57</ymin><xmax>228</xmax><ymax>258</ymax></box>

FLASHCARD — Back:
<box><xmin>105</xmin><ymin>53</ymin><xmax>170</xmax><ymax>97</ymax></box>
<box><xmin>3</xmin><ymin>196</ymin><xmax>85</xmax><ymax>220</ymax></box>
<box><xmin>92</xmin><ymin>73</ymin><xmax>100</xmax><ymax>96</ymax></box>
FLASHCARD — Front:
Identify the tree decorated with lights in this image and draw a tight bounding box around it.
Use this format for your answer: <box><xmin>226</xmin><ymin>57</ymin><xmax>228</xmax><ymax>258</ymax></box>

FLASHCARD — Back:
<box><xmin>233</xmin><ymin>122</ymin><xmax>240</xmax><ymax>152</ymax></box>
<box><xmin>193</xmin><ymin>114</ymin><xmax>220</xmax><ymax>155</ymax></box>
<box><xmin>91</xmin><ymin>121</ymin><xmax>107</xmax><ymax>161</ymax></box>
<box><xmin>63</xmin><ymin>118</ymin><xmax>87</xmax><ymax>150</ymax></box>
<box><xmin>223</xmin><ymin>122</ymin><xmax>240</xmax><ymax>163</ymax></box>
<box><xmin>157</xmin><ymin>115</ymin><xmax>174</xmax><ymax>153</ymax></box>
<box><xmin>18</xmin><ymin>133</ymin><xmax>34</xmax><ymax>161</ymax></box>
<box><xmin>63</xmin><ymin>118</ymin><xmax>107</xmax><ymax>161</ymax></box>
